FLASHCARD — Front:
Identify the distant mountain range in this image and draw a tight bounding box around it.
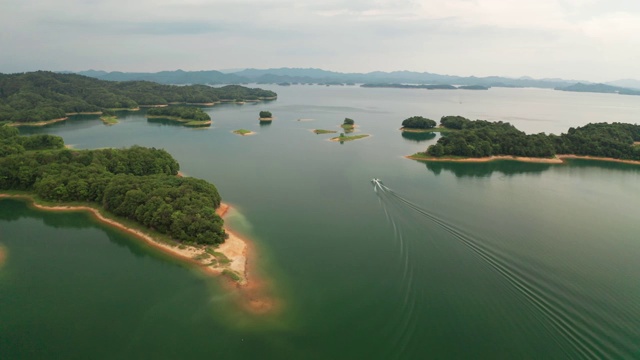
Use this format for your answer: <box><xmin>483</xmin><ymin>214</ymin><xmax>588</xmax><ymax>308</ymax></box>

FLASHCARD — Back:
<box><xmin>68</xmin><ymin>67</ymin><xmax>640</xmax><ymax>96</ymax></box>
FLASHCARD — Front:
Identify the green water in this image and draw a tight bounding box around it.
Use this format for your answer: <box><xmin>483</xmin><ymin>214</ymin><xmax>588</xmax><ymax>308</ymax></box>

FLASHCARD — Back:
<box><xmin>3</xmin><ymin>86</ymin><xmax>640</xmax><ymax>359</ymax></box>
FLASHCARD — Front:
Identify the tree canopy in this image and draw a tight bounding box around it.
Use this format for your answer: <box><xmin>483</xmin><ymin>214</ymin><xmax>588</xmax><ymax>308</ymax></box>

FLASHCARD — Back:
<box><xmin>0</xmin><ymin>127</ymin><xmax>227</xmax><ymax>244</ymax></box>
<box><xmin>259</xmin><ymin>111</ymin><xmax>272</xmax><ymax>118</ymax></box>
<box><xmin>402</xmin><ymin>116</ymin><xmax>437</xmax><ymax>129</ymax></box>
<box><xmin>343</xmin><ymin>118</ymin><xmax>355</xmax><ymax>125</ymax></box>
<box><xmin>0</xmin><ymin>71</ymin><xmax>277</xmax><ymax>123</ymax></box>
<box><xmin>147</xmin><ymin>106</ymin><xmax>210</xmax><ymax>121</ymax></box>
<box><xmin>425</xmin><ymin>116</ymin><xmax>640</xmax><ymax>160</ymax></box>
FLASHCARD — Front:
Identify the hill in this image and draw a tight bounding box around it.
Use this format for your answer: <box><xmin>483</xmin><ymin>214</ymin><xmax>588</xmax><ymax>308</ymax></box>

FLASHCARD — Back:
<box><xmin>0</xmin><ymin>71</ymin><xmax>277</xmax><ymax>124</ymax></box>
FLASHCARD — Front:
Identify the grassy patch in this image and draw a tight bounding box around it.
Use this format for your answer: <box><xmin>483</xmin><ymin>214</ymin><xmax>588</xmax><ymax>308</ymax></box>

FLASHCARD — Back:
<box><xmin>205</xmin><ymin>248</ymin><xmax>231</xmax><ymax>265</ymax></box>
<box><xmin>222</xmin><ymin>269</ymin><xmax>241</xmax><ymax>282</ymax></box>
<box><xmin>233</xmin><ymin>129</ymin><xmax>253</xmax><ymax>135</ymax></box>
<box><xmin>340</xmin><ymin>124</ymin><xmax>355</xmax><ymax>132</ymax></box>
<box><xmin>184</xmin><ymin>120</ymin><xmax>211</xmax><ymax>127</ymax></box>
<box><xmin>331</xmin><ymin>134</ymin><xmax>370</xmax><ymax>142</ymax></box>
<box><xmin>193</xmin><ymin>252</ymin><xmax>212</xmax><ymax>261</ymax></box>
<box><xmin>100</xmin><ymin>116</ymin><xmax>118</xmax><ymax>125</ymax></box>
<box><xmin>314</xmin><ymin>129</ymin><xmax>337</xmax><ymax>134</ymax></box>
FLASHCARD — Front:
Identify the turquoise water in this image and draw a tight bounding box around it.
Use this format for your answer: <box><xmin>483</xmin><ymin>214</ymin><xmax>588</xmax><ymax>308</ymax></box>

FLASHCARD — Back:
<box><xmin>3</xmin><ymin>86</ymin><xmax>640</xmax><ymax>359</ymax></box>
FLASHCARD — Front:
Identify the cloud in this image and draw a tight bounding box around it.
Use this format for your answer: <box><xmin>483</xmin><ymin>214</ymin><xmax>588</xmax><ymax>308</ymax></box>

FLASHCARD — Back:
<box><xmin>0</xmin><ymin>0</ymin><xmax>639</xmax><ymax>81</ymax></box>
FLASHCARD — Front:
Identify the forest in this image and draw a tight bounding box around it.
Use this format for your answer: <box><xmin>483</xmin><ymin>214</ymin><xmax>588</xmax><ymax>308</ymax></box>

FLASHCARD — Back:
<box><xmin>424</xmin><ymin>116</ymin><xmax>640</xmax><ymax>160</ymax></box>
<box><xmin>401</xmin><ymin>116</ymin><xmax>437</xmax><ymax>129</ymax></box>
<box><xmin>0</xmin><ymin>71</ymin><xmax>277</xmax><ymax>124</ymax></box>
<box><xmin>0</xmin><ymin>126</ymin><xmax>226</xmax><ymax>245</ymax></box>
<box><xmin>147</xmin><ymin>106</ymin><xmax>211</xmax><ymax>121</ymax></box>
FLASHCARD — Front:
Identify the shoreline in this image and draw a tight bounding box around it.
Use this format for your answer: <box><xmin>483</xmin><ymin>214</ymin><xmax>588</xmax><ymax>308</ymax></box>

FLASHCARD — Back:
<box><xmin>0</xmin><ymin>193</ymin><xmax>275</xmax><ymax>312</ymax></box>
<box><xmin>259</xmin><ymin>117</ymin><xmax>273</xmax><ymax>121</ymax></box>
<box><xmin>9</xmin><ymin>117</ymin><xmax>69</xmax><ymax>127</ymax></box>
<box><xmin>406</xmin><ymin>154</ymin><xmax>640</xmax><ymax>165</ymax></box>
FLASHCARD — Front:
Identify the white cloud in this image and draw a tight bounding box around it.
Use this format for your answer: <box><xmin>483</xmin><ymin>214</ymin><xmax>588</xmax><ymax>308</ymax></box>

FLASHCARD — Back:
<box><xmin>0</xmin><ymin>0</ymin><xmax>639</xmax><ymax>81</ymax></box>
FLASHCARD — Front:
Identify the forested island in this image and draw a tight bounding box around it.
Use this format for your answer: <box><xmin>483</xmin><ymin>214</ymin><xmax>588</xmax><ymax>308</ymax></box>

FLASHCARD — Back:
<box><xmin>0</xmin><ymin>125</ymin><xmax>228</xmax><ymax>244</ymax></box>
<box><xmin>341</xmin><ymin>118</ymin><xmax>355</xmax><ymax>132</ymax></box>
<box><xmin>409</xmin><ymin>116</ymin><xmax>640</xmax><ymax>163</ymax></box>
<box><xmin>555</xmin><ymin>83</ymin><xmax>640</xmax><ymax>96</ymax></box>
<box><xmin>361</xmin><ymin>83</ymin><xmax>489</xmax><ymax>90</ymax></box>
<box><xmin>147</xmin><ymin>106</ymin><xmax>211</xmax><ymax>126</ymax></box>
<box><xmin>259</xmin><ymin>110</ymin><xmax>273</xmax><ymax>121</ymax></box>
<box><xmin>0</xmin><ymin>71</ymin><xmax>277</xmax><ymax>125</ymax></box>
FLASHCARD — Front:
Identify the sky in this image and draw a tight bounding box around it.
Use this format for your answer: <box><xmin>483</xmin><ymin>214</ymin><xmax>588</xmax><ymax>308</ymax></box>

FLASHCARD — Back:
<box><xmin>1</xmin><ymin>0</ymin><xmax>639</xmax><ymax>82</ymax></box>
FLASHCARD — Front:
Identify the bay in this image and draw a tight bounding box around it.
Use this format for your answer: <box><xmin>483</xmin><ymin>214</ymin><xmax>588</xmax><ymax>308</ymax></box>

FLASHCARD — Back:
<box><xmin>3</xmin><ymin>86</ymin><xmax>640</xmax><ymax>359</ymax></box>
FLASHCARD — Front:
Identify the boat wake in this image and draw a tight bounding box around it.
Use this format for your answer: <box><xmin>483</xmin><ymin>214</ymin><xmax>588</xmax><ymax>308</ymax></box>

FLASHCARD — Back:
<box><xmin>371</xmin><ymin>179</ymin><xmax>636</xmax><ymax>359</ymax></box>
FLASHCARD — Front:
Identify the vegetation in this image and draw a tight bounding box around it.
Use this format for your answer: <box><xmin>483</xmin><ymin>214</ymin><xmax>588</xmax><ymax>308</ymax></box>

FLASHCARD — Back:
<box><xmin>259</xmin><ymin>111</ymin><xmax>272</xmax><ymax>118</ymax></box>
<box><xmin>401</xmin><ymin>116</ymin><xmax>437</xmax><ymax>130</ymax></box>
<box><xmin>341</xmin><ymin>118</ymin><xmax>355</xmax><ymax>132</ymax></box>
<box><xmin>0</xmin><ymin>127</ymin><xmax>227</xmax><ymax>244</ymax></box>
<box><xmin>332</xmin><ymin>133</ymin><xmax>370</xmax><ymax>142</ymax></box>
<box><xmin>361</xmin><ymin>84</ymin><xmax>488</xmax><ymax>90</ymax></box>
<box><xmin>314</xmin><ymin>129</ymin><xmax>337</xmax><ymax>134</ymax></box>
<box><xmin>100</xmin><ymin>116</ymin><xmax>118</xmax><ymax>125</ymax></box>
<box><xmin>233</xmin><ymin>129</ymin><xmax>252</xmax><ymax>135</ymax></box>
<box><xmin>147</xmin><ymin>106</ymin><xmax>210</xmax><ymax>122</ymax></box>
<box><xmin>0</xmin><ymin>71</ymin><xmax>277</xmax><ymax>124</ymax></box>
<box><xmin>420</xmin><ymin>116</ymin><xmax>640</xmax><ymax>160</ymax></box>
<box><xmin>555</xmin><ymin>83</ymin><xmax>640</xmax><ymax>96</ymax></box>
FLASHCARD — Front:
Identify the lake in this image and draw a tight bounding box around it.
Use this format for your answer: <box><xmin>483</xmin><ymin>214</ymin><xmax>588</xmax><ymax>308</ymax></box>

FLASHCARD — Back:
<box><xmin>2</xmin><ymin>85</ymin><xmax>640</xmax><ymax>359</ymax></box>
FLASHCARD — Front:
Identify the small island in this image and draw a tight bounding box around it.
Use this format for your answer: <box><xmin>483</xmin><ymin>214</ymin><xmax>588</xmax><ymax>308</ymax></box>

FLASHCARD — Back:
<box><xmin>99</xmin><ymin>109</ymin><xmax>118</xmax><ymax>125</ymax></box>
<box><xmin>341</xmin><ymin>118</ymin><xmax>355</xmax><ymax>133</ymax></box>
<box><xmin>331</xmin><ymin>133</ymin><xmax>370</xmax><ymax>142</ymax></box>
<box><xmin>407</xmin><ymin>115</ymin><xmax>640</xmax><ymax>165</ymax></box>
<box><xmin>314</xmin><ymin>129</ymin><xmax>337</xmax><ymax>134</ymax></box>
<box><xmin>147</xmin><ymin>106</ymin><xmax>211</xmax><ymax>127</ymax></box>
<box><xmin>233</xmin><ymin>129</ymin><xmax>255</xmax><ymax>136</ymax></box>
<box><xmin>259</xmin><ymin>110</ymin><xmax>273</xmax><ymax>121</ymax></box>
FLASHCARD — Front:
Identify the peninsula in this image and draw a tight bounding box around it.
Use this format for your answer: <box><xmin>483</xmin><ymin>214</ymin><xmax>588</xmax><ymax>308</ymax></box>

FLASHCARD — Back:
<box><xmin>0</xmin><ymin>125</ymin><xmax>256</xmax><ymax>288</ymax></box>
<box><xmin>408</xmin><ymin>116</ymin><xmax>640</xmax><ymax>164</ymax></box>
<box><xmin>0</xmin><ymin>71</ymin><xmax>277</xmax><ymax>126</ymax></box>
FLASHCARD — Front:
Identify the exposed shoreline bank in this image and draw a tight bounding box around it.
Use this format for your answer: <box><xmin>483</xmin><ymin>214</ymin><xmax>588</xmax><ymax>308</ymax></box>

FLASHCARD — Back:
<box><xmin>406</xmin><ymin>154</ymin><xmax>640</xmax><ymax>165</ymax></box>
<box><xmin>0</xmin><ymin>193</ymin><xmax>274</xmax><ymax>313</ymax></box>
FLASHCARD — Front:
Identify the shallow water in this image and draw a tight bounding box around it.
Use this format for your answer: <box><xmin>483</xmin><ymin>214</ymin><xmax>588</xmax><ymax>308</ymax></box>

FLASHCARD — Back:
<box><xmin>3</xmin><ymin>85</ymin><xmax>640</xmax><ymax>359</ymax></box>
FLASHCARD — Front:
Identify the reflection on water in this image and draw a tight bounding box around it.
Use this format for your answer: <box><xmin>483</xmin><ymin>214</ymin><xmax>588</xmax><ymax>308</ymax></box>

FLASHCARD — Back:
<box><xmin>424</xmin><ymin>160</ymin><xmax>552</xmax><ymax>177</ymax></box>
<box><xmin>423</xmin><ymin>158</ymin><xmax>640</xmax><ymax>178</ymax></box>
<box><xmin>400</xmin><ymin>131</ymin><xmax>436</xmax><ymax>143</ymax></box>
<box><xmin>0</xmin><ymin>198</ymin><xmax>152</xmax><ymax>260</ymax></box>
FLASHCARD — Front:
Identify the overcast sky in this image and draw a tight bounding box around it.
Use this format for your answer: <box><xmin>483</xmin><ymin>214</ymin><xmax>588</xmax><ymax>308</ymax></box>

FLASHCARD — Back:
<box><xmin>1</xmin><ymin>0</ymin><xmax>639</xmax><ymax>82</ymax></box>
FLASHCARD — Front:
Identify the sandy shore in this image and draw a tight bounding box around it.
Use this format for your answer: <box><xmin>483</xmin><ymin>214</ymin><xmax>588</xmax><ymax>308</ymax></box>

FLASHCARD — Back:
<box><xmin>0</xmin><ymin>194</ymin><xmax>276</xmax><ymax>313</ymax></box>
<box><xmin>259</xmin><ymin>117</ymin><xmax>274</xmax><ymax>121</ymax></box>
<box><xmin>233</xmin><ymin>130</ymin><xmax>256</xmax><ymax>136</ymax></box>
<box><xmin>556</xmin><ymin>154</ymin><xmax>640</xmax><ymax>166</ymax></box>
<box><xmin>0</xmin><ymin>194</ymin><xmax>247</xmax><ymax>284</ymax></box>
<box><xmin>0</xmin><ymin>244</ymin><xmax>6</xmax><ymax>267</ymax></box>
<box><xmin>9</xmin><ymin>117</ymin><xmax>68</xmax><ymax>127</ymax></box>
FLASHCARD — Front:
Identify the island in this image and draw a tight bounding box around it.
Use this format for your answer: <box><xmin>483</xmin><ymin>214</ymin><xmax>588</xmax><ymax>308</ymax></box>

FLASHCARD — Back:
<box><xmin>259</xmin><ymin>110</ymin><xmax>273</xmax><ymax>121</ymax></box>
<box><xmin>314</xmin><ymin>129</ymin><xmax>337</xmax><ymax>134</ymax></box>
<box><xmin>233</xmin><ymin>129</ymin><xmax>255</xmax><ymax>136</ymax></box>
<box><xmin>407</xmin><ymin>115</ymin><xmax>640</xmax><ymax>165</ymax></box>
<box><xmin>99</xmin><ymin>109</ymin><xmax>118</xmax><ymax>125</ymax></box>
<box><xmin>0</xmin><ymin>125</ymin><xmax>278</xmax><ymax>313</ymax></box>
<box><xmin>361</xmin><ymin>83</ymin><xmax>489</xmax><ymax>90</ymax></box>
<box><xmin>400</xmin><ymin>116</ymin><xmax>437</xmax><ymax>132</ymax></box>
<box><xmin>341</xmin><ymin>118</ymin><xmax>355</xmax><ymax>133</ymax></box>
<box><xmin>330</xmin><ymin>133</ymin><xmax>370</xmax><ymax>142</ymax></box>
<box><xmin>555</xmin><ymin>83</ymin><xmax>640</xmax><ymax>96</ymax></box>
<box><xmin>147</xmin><ymin>106</ymin><xmax>212</xmax><ymax>127</ymax></box>
<box><xmin>0</xmin><ymin>71</ymin><xmax>277</xmax><ymax>126</ymax></box>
